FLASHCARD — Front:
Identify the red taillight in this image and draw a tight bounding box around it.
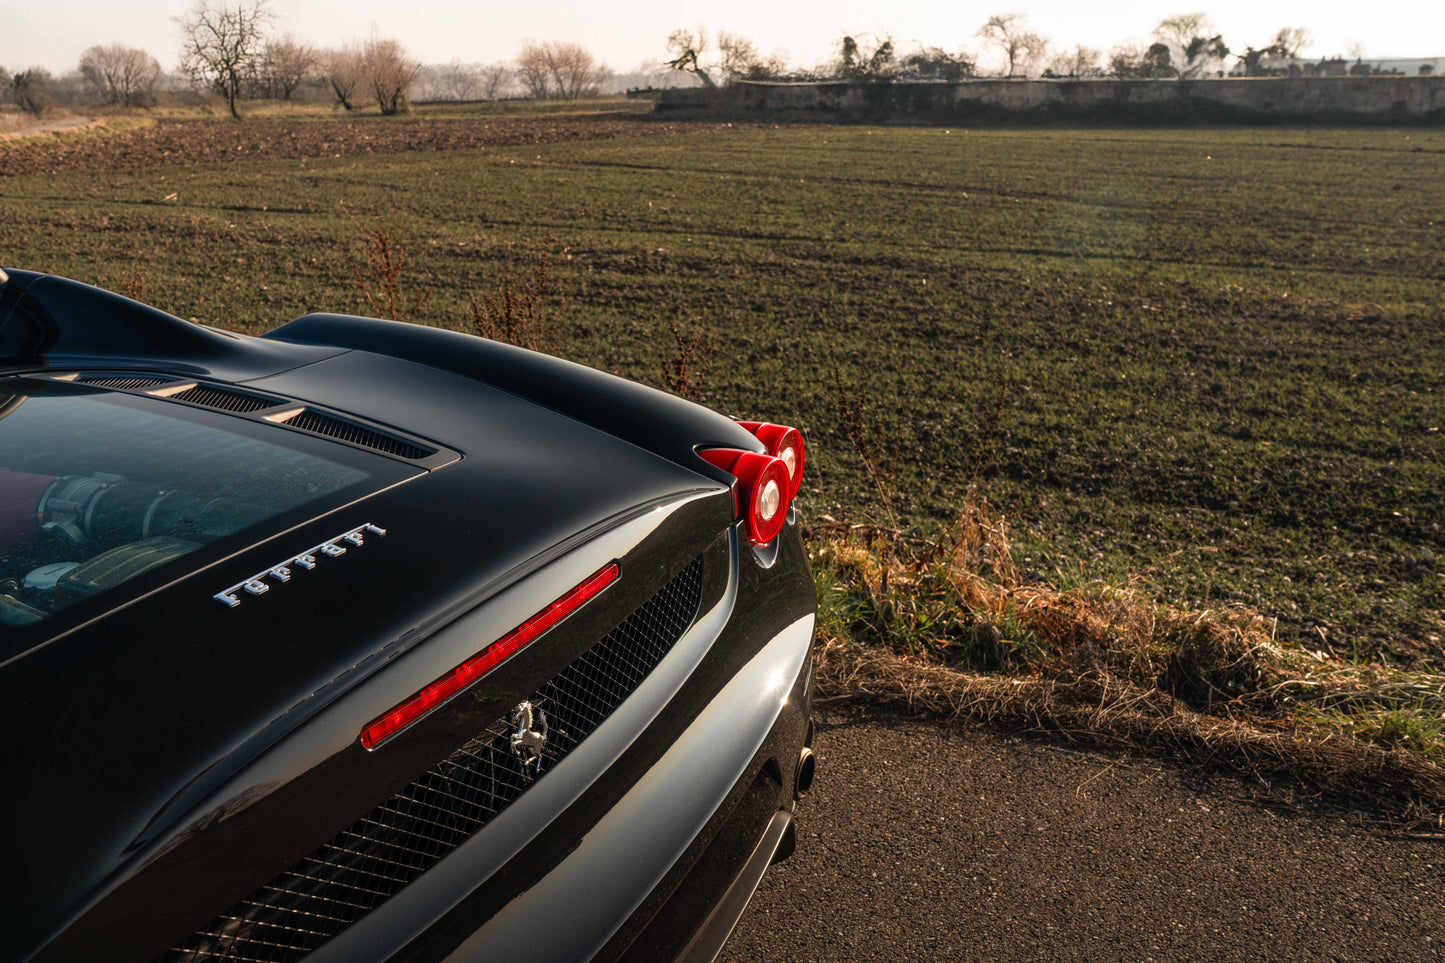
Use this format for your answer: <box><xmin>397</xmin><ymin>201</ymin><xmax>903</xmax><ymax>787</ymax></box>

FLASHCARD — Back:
<box><xmin>738</xmin><ymin>422</ymin><xmax>805</xmax><ymax>499</ymax></box>
<box><xmin>700</xmin><ymin>448</ymin><xmax>792</xmax><ymax>545</ymax></box>
<box><xmin>361</xmin><ymin>562</ymin><xmax>619</xmax><ymax>749</ymax></box>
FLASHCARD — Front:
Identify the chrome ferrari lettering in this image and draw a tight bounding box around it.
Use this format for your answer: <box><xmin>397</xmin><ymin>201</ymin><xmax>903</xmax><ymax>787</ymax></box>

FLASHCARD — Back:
<box><xmin>213</xmin><ymin>523</ymin><xmax>386</xmax><ymax>608</ymax></box>
<box><xmin>510</xmin><ymin>701</ymin><xmax>550</xmax><ymax>779</ymax></box>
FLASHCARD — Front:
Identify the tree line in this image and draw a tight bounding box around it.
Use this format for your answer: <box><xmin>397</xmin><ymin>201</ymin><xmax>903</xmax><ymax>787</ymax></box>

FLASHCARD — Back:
<box><xmin>661</xmin><ymin>15</ymin><xmax>1326</xmax><ymax>86</ymax></box>
<box><xmin>0</xmin><ymin>6</ymin><xmax>1382</xmax><ymax>121</ymax></box>
<box><xmin>0</xmin><ymin>0</ymin><xmax>632</xmax><ymax>119</ymax></box>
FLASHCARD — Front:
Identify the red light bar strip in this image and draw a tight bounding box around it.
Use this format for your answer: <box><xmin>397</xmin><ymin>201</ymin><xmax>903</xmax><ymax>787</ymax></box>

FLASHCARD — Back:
<box><xmin>362</xmin><ymin>562</ymin><xmax>620</xmax><ymax>749</ymax></box>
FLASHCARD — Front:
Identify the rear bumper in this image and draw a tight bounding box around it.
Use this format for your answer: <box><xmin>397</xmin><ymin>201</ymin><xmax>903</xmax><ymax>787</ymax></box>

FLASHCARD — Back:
<box><xmin>607</xmin><ymin>664</ymin><xmax>814</xmax><ymax>963</ymax></box>
<box><xmin>670</xmin><ymin>809</ymin><xmax>796</xmax><ymax>963</ymax></box>
<box><xmin>448</xmin><ymin>613</ymin><xmax>815</xmax><ymax>962</ymax></box>
<box><xmin>23</xmin><ymin>513</ymin><xmax>815</xmax><ymax>963</ymax></box>
<box><xmin>290</xmin><ymin>523</ymin><xmax>816</xmax><ymax>963</ymax></box>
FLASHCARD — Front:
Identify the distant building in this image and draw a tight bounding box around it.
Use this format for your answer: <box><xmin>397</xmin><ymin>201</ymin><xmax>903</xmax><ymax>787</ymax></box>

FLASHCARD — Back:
<box><xmin>1229</xmin><ymin>56</ymin><xmax>1442</xmax><ymax>78</ymax></box>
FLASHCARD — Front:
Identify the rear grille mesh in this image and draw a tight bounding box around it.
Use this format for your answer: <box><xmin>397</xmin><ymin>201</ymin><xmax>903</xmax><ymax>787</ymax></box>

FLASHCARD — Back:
<box><xmin>281</xmin><ymin>408</ymin><xmax>435</xmax><ymax>460</ymax></box>
<box><xmin>167</xmin><ymin>555</ymin><xmax>706</xmax><ymax>962</ymax></box>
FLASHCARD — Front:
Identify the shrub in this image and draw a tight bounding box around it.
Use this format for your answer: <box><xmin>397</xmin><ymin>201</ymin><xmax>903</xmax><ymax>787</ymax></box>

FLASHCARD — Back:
<box><xmin>13</xmin><ymin>69</ymin><xmax>57</xmax><ymax>116</ymax></box>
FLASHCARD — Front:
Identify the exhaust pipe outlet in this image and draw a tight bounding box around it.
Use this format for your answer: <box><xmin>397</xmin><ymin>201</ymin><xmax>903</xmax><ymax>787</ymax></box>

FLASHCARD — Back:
<box><xmin>795</xmin><ymin>747</ymin><xmax>816</xmax><ymax>797</ymax></box>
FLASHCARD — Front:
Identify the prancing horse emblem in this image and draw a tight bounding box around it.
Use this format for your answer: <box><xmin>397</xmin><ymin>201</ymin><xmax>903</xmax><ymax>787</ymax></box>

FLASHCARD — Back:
<box><xmin>509</xmin><ymin>701</ymin><xmax>549</xmax><ymax>779</ymax></box>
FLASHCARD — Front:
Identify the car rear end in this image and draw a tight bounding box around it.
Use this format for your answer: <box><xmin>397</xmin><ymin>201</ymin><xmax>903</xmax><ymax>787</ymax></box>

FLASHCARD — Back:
<box><xmin>1</xmin><ymin>273</ymin><xmax>817</xmax><ymax>963</ymax></box>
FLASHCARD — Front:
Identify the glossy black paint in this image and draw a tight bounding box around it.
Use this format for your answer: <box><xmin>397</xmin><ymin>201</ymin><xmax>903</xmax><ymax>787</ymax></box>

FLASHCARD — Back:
<box><xmin>0</xmin><ymin>269</ymin><xmax>344</xmax><ymax>379</ymax></box>
<box><xmin>0</xmin><ymin>269</ymin><xmax>816</xmax><ymax>963</ymax></box>
<box><xmin>264</xmin><ymin>312</ymin><xmax>767</xmax><ymax>479</ymax></box>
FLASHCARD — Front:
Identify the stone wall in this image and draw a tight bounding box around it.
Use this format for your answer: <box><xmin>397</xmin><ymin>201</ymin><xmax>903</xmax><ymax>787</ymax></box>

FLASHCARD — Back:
<box><xmin>648</xmin><ymin>76</ymin><xmax>1445</xmax><ymax>123</ymax></box>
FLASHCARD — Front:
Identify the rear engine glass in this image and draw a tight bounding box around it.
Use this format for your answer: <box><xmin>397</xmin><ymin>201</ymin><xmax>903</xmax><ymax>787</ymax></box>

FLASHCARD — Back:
<box><xmin>0</xmin><ymin>382</ymin><xmax>375</xmax><ymax>629</ymax></box>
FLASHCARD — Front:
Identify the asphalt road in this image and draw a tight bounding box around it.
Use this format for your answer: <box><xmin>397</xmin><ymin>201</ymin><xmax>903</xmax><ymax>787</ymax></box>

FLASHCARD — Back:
<box><xmin>721</xmin><ymin>709</ymin><xmax>1444</xmax><ymax>962</ymax></box>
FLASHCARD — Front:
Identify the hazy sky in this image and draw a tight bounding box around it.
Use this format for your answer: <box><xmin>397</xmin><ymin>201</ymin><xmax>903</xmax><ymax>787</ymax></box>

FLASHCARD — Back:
<box><xmin>3</xmin><ymin>0</ymin><xmax>1439</xmax><ymax>77</ymax></box>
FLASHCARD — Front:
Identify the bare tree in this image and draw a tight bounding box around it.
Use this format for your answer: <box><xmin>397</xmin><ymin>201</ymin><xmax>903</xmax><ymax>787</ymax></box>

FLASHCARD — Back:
<box><xmin>743</xmin><ymin>52</ymin><xmax>791</xmax><ymax>81</ymax></box>
<box><xmin>664</xmin><ymin>28</ymin><xmax>714</xmax><ymax>88</ymax></box>
<box><xmin>260</xmin><ymin>34</ymin><xmax>316</xmax><ymax>100</ymax></box>
<box><xmin>322</xmin><ymin>44</ymin><xmax>365</xmax><ymax>110</ymax></box>
<box><xmin>78</xmin><ymin>44</ymin><xmax>162</xmax><ymax>106</ymax></box>
<box><xmin>425</xmin><ymin>60</ymin><xmax>482</xmax><ymax>102</ymax></box>
<box><xmin>540</xmin><ymin>42</ymin><xmax>604</xmax><ymax>100</ymax></box>
<box><xmin>1045</xmin><ymin>45</ymin><xmax>1104</xmax><ymax>78</ymax></box>
<box><xmin>479</xmin><ymin>63</ymin><xmax>512</xmax><ymax>100</ymax></box>
<box><xmin>1272</xmin><ymin>27</ymin><xmax>1313</xmax><ymax>59</ymax></box>
<box><xmin>0</xmin><ymin>69</ymin><xmax>10</xmax><ymax>106</ymax></box>
<box><xmin>517</xmin><ymin>42</ymin><xmax>553</xmax><ymax>99</ymax></box>
<box><xmin>1154</xmin><ymin>12</ymin><xmax>1209</xmax><ymax>52</ymax></box>
<box><xmin>978</xmin><ymin>13</ymin><xmax>1048</xmax><ymax>77</ymax></box>
<box><xmin>1237</xmin><ymin>28</ymin><xmax>1313</xmax><ymax>77</ymax></box>
<box><xmin>592</xmin><ymin>63</ymin><xmax>618</xmax><ymax>96</ymax></box>
<box><xmin>175</xmin><ymin>0</ymin><xmax>270</xmax><ymax>119</ymax></box>
<box><xmin>363</xmin><ymin>37</ymin><xmax>419</xmax><ymax>115</ymax></box>
<box><xmin>12</xmin><ymin>69</ymin><xmax>57</xmax><ymax>116</ymax></box>
<box><xmin>1153</xmin><ymin>13</ymin><xmax>1227</xmax><ymax>78</ymax></box>
<box><xmin>663</xmin><ymin>29</ymin><xmax>771</xmax><ymax>85</ymax></box>
<box><xmin>716</xmin><ymin>32</ymin><xmax>760</xmax><ymax>83</ymax></box>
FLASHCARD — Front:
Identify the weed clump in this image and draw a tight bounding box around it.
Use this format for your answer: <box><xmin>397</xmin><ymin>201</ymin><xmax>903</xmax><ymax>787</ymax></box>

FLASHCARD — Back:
<box><xmin>348</xmin><ymin>226</ymin><xmax>432</xmax><ymax>323</ymax></box>
<box><xmin>814</xmin><ymin>336</ymin><xmax>1445</xmax><ymax>823</ymax></box>
<box><xmin>660</xmin><ymin>320</ymin><xmax>715</xmax><ymax>401</ymax></box>
<box><xmin>811</xmin><ymin>504</ymin><xmax>1272</xmax><ymax>711</ymax></box>
<box><xmin>809</xmin><ymin>506</ymin><xmax>1445</xmax><ymax>824</ymax></box>
<box><xmin>469</xmin><ymin>250</ymin><xmax>566</xmax><ymax>355</ymax></box>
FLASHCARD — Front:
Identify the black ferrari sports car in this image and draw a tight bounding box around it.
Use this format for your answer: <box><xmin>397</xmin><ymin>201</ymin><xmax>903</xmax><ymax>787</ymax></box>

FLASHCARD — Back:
<box><xmin>0</xmin><ymin>267</ymin><xmax>817</xmax><ymax>962</ymax></box>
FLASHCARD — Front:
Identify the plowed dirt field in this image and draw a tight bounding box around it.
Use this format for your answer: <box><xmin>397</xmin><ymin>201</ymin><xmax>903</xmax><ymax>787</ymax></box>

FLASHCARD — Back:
<box><xmin>0</xmin><ymin>115</ymin><xmax>739</xmax><ymax>175</ymax></box>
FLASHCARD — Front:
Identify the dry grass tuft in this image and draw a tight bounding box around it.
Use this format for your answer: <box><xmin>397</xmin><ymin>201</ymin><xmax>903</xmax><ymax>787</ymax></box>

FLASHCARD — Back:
<box><xmin>814</xmin><ymin>638</ymin><xmax>1445</xmax><ymax>824</ymax></box>
<box><xmin>469</xmin><ymin>249</ymin><xmax>566</xmax><ymax>355</ymax></box>
<box><xmin>348</xmin><ymin>226</ymin><xmax>432</xmax><ymax>322</ymax></box>
<box><xmin>660</xmin><ymin>320</ymin><xmax>715</xmax><ymax>401</ymax></box>
<box><xmin>119</xmin><ymin>263</ymin><xmax>147</xmax><ymax>302</ymax></box>
<box><xmin>809</xmin><ymin>501</ymin><xmax>1445</xmax><ymax>824</ymax></box>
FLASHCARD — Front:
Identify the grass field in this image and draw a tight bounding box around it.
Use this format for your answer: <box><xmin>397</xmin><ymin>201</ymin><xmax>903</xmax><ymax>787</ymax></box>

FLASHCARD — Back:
<box><xmin>2</xmin><ymin>112</ymin><xmax>1441</xmax><ymax>670</ymax></box>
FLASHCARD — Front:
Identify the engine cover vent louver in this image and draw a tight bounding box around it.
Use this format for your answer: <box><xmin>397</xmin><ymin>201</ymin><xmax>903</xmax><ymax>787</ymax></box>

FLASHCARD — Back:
<box><xmin>167</xmin><ymin>384</ymin><xmax>279</xmax><ymax>414</ymax></box>
<box><xmin>165</xmin><ymin>554</ymin><xmax>707</xmax><ymax>963</ymax></box>
<box><xmin>77</xmin><ymin>374</ymin><xmax>178</xmax><ymax>390</ymax></box>
<box><xmin>282</xmin><ymin>408</ymin><xmax>436</xmax><ymax>460</ymax></box>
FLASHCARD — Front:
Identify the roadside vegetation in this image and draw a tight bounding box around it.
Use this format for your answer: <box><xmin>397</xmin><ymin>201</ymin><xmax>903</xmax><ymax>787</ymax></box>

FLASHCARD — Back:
<box><xmin>809</xmin><ymin>504</ymin><xmax>1445</xmax><ymax>824</ymax></box>
<box><xmin>1</xmin><ymin>109</ymin><xmax>1440</xmax><ymax>819</ymax></box>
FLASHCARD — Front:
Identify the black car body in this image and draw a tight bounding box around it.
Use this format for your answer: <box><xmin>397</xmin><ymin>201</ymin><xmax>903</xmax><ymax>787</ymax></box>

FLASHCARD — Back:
<box><xmin>0</xmin><ymin>268</ymin><xmax>817</xmax><ymax>962</ymax></box>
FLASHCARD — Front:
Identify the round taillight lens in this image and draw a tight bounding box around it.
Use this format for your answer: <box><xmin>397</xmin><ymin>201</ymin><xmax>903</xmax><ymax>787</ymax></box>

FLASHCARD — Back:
<box><xmin>738</xmin><ymin>422</ymin><xmax>806</xmax><ymax>498</ymax></box>
<box><xmin>738</xmin><ymin>454</ymin><xmax>791</xmax><ymax>544</ymax></box>
<box><xmin>698</xmin><ymin>448</ymin><xmax>792</xmax><ymax>545</ymax></box>
<box><xmin>758</xmin><ymin>477</ymin><xmax>782</xmax><ymax>522</ymax></box>
<box><xmin>778</xmin><ymin>445</ymin><xmax>797</xmax><ymax>477</ymax></box>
